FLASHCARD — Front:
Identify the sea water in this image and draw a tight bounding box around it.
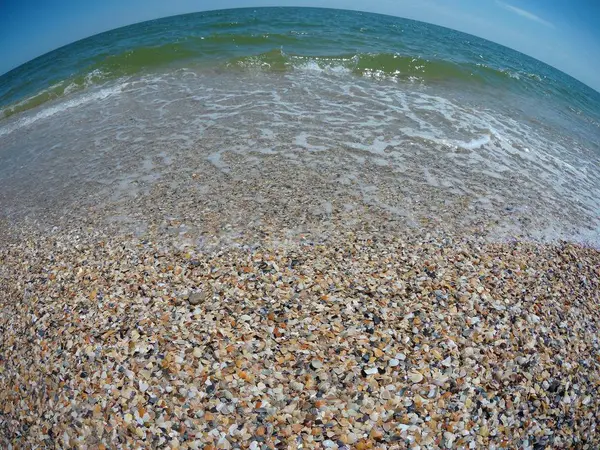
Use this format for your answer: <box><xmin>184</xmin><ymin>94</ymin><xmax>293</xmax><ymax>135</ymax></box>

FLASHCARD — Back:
<box><xmin>0</xmin><ymin>8</ymin><xmax>599</xmax><ymax>244</ymax></box>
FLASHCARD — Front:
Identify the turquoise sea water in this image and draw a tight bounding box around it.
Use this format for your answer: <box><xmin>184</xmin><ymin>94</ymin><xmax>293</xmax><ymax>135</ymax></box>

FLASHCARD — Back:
<box><xmin>1</xmin><ymin>7</ymin><xmax>600</xmax><ymax>126</ymax></box>
<box><xmin>0</xmin><ymin>7</ymin><xmax>599</xmax><ymax>243</ymax></box>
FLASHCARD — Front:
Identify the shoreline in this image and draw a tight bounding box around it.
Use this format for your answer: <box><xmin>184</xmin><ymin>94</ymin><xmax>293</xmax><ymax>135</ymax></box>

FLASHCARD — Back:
<box><xmin>1</xmin><ymin>65</ymin><xmax>598</xmax><ymax>448</ymax></box>
<box><xmin>1</xmin><ymin>6</ymin><xmax>599</xmax><ymax>447</ymax></box>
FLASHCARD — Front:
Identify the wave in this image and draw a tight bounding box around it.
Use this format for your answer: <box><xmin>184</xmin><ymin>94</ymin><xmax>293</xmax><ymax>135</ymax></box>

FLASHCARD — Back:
<box><xmin>0</xmin><ymin>84</ymin><xmax>126</xmax><ymax>137</ymax></box>
<box><xmin>0</xmin><ymin>42</ymin><xmax>198</xmax><ymax>119</ymax></box>
<box><xmin>210</xmin><ymin>21</ymin><xmax>249</xmax><ymax>29</ymax></box>
<box><xmin>197</xmin><ymin>33</ymin><xmax>300</xmax><ymax>46</ymax></box>
<box><xmin>228</xmin><ymin>49</ymin><xmax>543</xmax><ymax>86</ymax></box>
<box><xmin>1</xmin><ymin>45</ymin><xmax>547</xmax><ymax>121</ymax></box>
<box><xmin>0</xmin><ymin>69</ymin><xmax>109</xmax><ymax>119</ymax></box>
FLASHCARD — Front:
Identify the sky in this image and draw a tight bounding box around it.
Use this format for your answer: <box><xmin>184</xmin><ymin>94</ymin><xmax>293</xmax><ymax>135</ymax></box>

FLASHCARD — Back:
<box><xmin>1</xmin><ymin>0</ymin><xmax>599</xmax><ymax>90</ymax></box>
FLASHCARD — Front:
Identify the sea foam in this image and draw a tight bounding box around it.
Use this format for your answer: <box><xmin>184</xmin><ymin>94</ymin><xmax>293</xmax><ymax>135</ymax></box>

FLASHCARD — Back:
<box><xmin>0</xmin><ymin>83</ymin><xmax>126</xmax><ymax>138</ymax></box>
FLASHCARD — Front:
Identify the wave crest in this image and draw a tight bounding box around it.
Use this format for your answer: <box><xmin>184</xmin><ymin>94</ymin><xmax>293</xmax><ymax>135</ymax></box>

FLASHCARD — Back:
<box><xmin>1</xmin><ymin>46</ymin><xmax>546</xmax><ymax>120</ymax></box>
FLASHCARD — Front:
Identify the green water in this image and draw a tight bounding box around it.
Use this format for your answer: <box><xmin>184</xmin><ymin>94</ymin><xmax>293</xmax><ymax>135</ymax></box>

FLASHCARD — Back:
<box><xmin>1</xmin><ymin>7</ymin><xmax>599</xmax><ymax>128</ymax></box>
<box><xmin>0</xmin><ymin>8</ymin><xmax>599</xmax><ymax>245</ymax></box>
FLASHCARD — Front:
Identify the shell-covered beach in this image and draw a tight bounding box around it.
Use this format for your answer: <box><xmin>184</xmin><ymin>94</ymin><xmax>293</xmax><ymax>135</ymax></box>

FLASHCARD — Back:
<box><xmin>1</xmin><ymin>7</ymin><xmax>600</xmax><ymax>449</ymax></box>
<box><xmin>1</xmin><ymin>144</ymin><xmax>599</xmax><ymax>448</ymax></box>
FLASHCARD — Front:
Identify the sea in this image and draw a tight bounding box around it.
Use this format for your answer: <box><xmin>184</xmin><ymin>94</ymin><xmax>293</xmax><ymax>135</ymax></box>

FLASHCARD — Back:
<box><xmin>0</xmin><ymin>7</ymin><xmax>599</xmax><ymax>245</ymax></box>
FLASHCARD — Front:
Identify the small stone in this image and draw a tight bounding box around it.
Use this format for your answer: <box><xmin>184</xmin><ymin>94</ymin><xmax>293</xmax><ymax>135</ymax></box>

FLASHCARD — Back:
<box><xmin>217</xmin><ymin>437</ymin><xmax>231</xmax><ymax>449</ymax></box>
<box><xmin>547</xmin><ymin>380</ymin><xmax>561</xmax><ymax>393</ymax></box>
<box><xmin>389</xmin><ymin>359</ymin><xmax>400</xmax><ymax>367</ymax></box>
<box><xmin>433</xmin><ymin>373</ymin><xmax>448</xmax><ymax>386</ymax></box>
<box><xmin>408</xmin><ymin>371</ymin><xmax>424</xmax><ymax>383</ymax></box>
<box><xmin>189</xmin><ymin>292</ymin><xmax>207</xmax><ymax>305</ymax></box>
<box><xmin>364</xmin><ymin>367</ymin><xmax>379</xmax><ymax>375</ymax></box>
<box><xmin>370</xmin><ymin>427</ymin><xmax>384</xmax><ymax>440</ymax></box>
<box><xmin>290</xmin><ymin>381</ymin><xmax>304</xmax><ymax>392</ymax></box>
<box><xmin>193</xmin><ymin>347</ymin><xmax>202</xmax><ymax>358</ymax></box>
<box><xmin>311</xmin><ymin>360</ymin><xmax>323</xmax><ymax>370</ymax></box>
<box><xmin>444</xmin><ymin>431</ymin><xmax>456</xmax><ymax>445</ymax></box>
<box><xmin>346</xmin><ymin>433</ymin><xmax>359</xmax><ymax>444</ymax></box>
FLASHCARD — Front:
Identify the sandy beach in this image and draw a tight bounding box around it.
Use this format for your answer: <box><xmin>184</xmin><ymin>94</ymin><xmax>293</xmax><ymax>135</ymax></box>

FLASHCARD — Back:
<box><xmin>1</xmin><ymin>150</ymin><xmax>599</xmax><ymax>448</ymax></box>
<box><xmin>1</xmin><ymin>34</ymin><xmax>599</xmax><ymax>447</ymax></box>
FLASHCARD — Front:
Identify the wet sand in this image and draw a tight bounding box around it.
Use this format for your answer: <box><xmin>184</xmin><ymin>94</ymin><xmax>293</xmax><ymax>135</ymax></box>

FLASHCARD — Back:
<box><xmin>1</xmin><ymin>152</ymin><xmax>599</xmax><ymax>448</ymax></box>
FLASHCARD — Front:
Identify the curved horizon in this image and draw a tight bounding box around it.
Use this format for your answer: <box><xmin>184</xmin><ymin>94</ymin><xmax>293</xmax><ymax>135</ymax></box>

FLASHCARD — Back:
<box><xmin>1</xmin><ymin>6</ymin><xmax>600</xmax><ymax>447</ymax></box>
<box><xmin>3</xmin><ymin>6</ymin><xmax>600</xmax><ymax>126</ymax></box>
<box><xmin>1</xmin><ymin>1</ymin><xmax>599</xmax><ymax>92</ymax></box>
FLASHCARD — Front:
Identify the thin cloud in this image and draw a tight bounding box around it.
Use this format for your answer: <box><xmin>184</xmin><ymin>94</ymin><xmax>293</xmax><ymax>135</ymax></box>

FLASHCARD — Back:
<box><xmin>496</xmin><ymin>1</ymin><xmax>555</xmax><ymax>28</ymax></box>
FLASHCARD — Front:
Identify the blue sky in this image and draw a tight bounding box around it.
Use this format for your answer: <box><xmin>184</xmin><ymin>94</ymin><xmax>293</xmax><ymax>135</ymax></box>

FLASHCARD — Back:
<box><xmin>1</xmin><ymin>0</ymin><xmax>599</xmax><ymax>90</ymax></box>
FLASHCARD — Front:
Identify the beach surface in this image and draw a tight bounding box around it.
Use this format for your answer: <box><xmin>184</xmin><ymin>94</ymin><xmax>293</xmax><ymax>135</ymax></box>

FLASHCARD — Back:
<box><xmin>1</xmin><ymin>7</ymin><xmax>600</xmax><ymax>448</ymax></box>
<box><xmin>1</xmin><ymin>152</ymin><xmax>599</xmax><ymax>448</ymax></box>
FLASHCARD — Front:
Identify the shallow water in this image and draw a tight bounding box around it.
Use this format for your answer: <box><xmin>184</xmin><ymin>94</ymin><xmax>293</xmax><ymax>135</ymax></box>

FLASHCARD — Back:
<box><xmin>0</xmin><ymin>8</ymin><xmax>599</xmax><ymax>245</ymax></box>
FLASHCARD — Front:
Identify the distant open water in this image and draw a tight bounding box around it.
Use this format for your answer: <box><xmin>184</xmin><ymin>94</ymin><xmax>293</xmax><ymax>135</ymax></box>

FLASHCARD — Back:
<box><xmin>2</xmin><ymin>8</ymin><xmax>600</xmax><ymax>126</ymax></box>
<box><xmin>0</xmin><ymin>7</ymin><xmax>599</xmax><ymax>244</ymax></box>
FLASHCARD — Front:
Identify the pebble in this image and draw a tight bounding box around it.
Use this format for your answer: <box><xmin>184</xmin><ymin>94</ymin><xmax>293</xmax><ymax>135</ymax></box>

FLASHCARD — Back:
<box><xmin>290</xmin><ymin>381</ymin><xmax>304</xmax><ymax>392</ymax></box>
<box><xmin>408</xmin><ymin>371</ymin><xmax>424</xmax><ymax>383</ymax></box>
<box><xmin>0</xmin><ymin>221</ymin><xmax>598</xmax><ymax>449</ymax></box>
<box><xmin>217</xmin><ymin>437</ymin><xmax>231</xmax><ymax>449</ymax></box>
<box><xmin>381</xmin><ymin>389</ymin><xmax>392</xmax><ymax>400</ymax></box>
<box><xmin>311</xmin><ymin>360</ymin><xmax>323</xmax><ymax>370</ymax></box>
<box><xmin>189</xmin><ymin>292</ymin><xmax>206</xmax><ymax>305</ymax></box>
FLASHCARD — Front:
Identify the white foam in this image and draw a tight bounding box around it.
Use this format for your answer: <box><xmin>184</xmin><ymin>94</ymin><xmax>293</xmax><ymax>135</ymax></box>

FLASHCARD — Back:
<box><xmin>1</xmin><ymin>68</ymin><xmax>597</xmax><ymax>246</ymax></box>
<box><xmin>206</xmin><ymin>151</ymin><xmax>230</xmax><ymax>173</ymax></box>
<box><xmin>0</xmin><ymin>83</ymin><xmax>127</xmax><ymax>138</ymax></box>
<box><xmin>294</xmin><ymin>132</ymin><xmax>327</xmax><ymax>151</ymax></box>
<box><xmin>0</xmin><ymin>81</ymin><xmax>66</xmax><ymax>120</ymax></box>
<box><xmin>63</xmin><ymin>82</ymin><xmax>79</xmax><ymax>95</ymax></box>
<box><xmin>293</xmin><ymin>58</ymin><xmax>353</xmax><ymax>76</ymax></box>
<box><xmin>458</xmin><ymin>134</ymin><xmax>491</xmax><ymax>150</ymax></box>
<box><xmin>84</xmin><ymin>69</ymin><xmax>107</xmax><ymax>86</ymax></box>
<box><xmin>299</xmin><ymin>60</ymin><xmax>323</xmax><ymax>72</ymax></box>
